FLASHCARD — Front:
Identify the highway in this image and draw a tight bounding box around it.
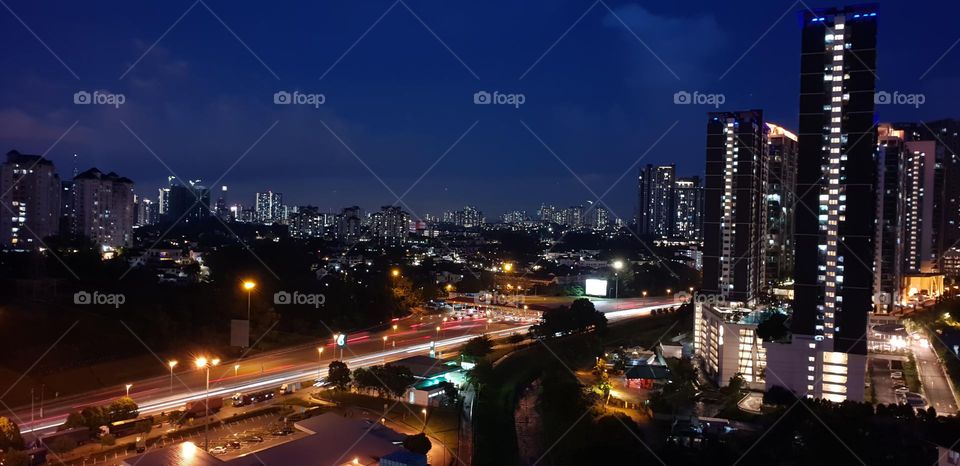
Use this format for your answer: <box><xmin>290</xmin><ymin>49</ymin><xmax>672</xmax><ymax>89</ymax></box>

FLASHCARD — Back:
<box><xmin>11</xmin><ymin>296</ymin><xmax>676</xmax><ymax>436</ymax></box>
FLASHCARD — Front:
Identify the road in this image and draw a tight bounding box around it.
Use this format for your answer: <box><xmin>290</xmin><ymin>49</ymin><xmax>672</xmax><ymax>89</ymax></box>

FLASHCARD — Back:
<box><xmin>12</xmin><ymin>296</ymin><xmax>676</xmax><ymax>437</ymax></box>
<box><xmin>913</xmin><ymin>339</ymin><xmax>958</xmax><ymax>415</ymax></box>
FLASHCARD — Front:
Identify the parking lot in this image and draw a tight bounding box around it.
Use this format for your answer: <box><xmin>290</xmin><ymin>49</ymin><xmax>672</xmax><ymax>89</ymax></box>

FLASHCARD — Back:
<box><xmin>870</xmin><ymin>356</ymin><xmax>925</xmax><ymax>408</ymax></box>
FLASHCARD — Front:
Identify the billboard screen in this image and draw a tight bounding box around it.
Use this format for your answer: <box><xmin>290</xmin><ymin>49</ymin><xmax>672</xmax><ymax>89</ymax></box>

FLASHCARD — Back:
<box><xmin>585</xmin><ymin>279</ymin><xmax>608</xmax><ymax>297</ymax></box>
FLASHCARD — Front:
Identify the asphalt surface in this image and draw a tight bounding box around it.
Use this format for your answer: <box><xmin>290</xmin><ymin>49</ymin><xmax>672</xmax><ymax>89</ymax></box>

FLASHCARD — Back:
<box><xmin>913</xmin><ymin>340</ymin><xmax>958</xmax><ymax>415</ymax></box>
<box><xmin>12</xmin><ymin>296</ymin><xmax>675</xmax><ymax>436</ymax></box>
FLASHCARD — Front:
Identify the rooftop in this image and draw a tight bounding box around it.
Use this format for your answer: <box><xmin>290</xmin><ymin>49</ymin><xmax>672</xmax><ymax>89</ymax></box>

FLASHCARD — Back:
<box><xmin>124</xmin><ymin>413</ymin><xmax>420</xmax><ymax>466</ymax></box>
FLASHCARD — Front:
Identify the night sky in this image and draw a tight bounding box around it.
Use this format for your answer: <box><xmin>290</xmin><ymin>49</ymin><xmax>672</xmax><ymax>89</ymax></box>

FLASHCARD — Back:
<box><xmin>0</xmin><ymin>1</ymin><xmax>957</xmax><ymax>220</ymax></box>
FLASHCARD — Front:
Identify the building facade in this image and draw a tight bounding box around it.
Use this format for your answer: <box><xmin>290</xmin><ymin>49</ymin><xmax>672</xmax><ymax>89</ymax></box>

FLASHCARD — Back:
<box><xmin>674</xmin><ymin>176</ymin><xmax>703</xmax><ymax>241</ymax></box>
<box><xmin>702</xmin><ymin>110</ymin><xmax>767</xmax><ymax>303</ymax></box>
<box><xmin>72</xmin><ymin>168</ymin><xmax>135</xmax><ymax>248</ymax></box>
<box><xmin>0</xmin><ymin>151</ymin><xmax>61</xmax><ymax>248</ymax></box>
<box><xmin>637</xmin><ymin>164</ymin><xmax>676</xmax><ymax>238</ymax></box>
<box><xmin>764</xmin><ymin>123</ymin><xmax>798</xmax><ymax>287</ymax></box>
<box><xmin>767</xmin><ymin>5</ymin><xmax>878</xmax><ymax>403</ymax></box>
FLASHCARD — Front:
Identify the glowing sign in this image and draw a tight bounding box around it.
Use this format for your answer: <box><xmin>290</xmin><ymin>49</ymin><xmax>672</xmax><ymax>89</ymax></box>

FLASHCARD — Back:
<box><xmin>335</xmin><ymin>334</ymin><xmax>346</xmax><ymax>347</ymax></box>
<box><xmin>585</xmin><ymin>279</ymin><xmax>608</xmax><ymax>297</ymax></box>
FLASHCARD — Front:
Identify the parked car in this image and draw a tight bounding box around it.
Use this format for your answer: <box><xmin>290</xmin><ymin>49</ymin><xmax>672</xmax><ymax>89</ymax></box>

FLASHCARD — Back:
<box><xmin>243</xmin><ymin>436</ymin><xmax>263</xmax><ymax>443</ymax></box>
<box><xmin>209</xmin><ymin>446</ymin><xmax>228</xmax><ymax>455</ymax></box>
<box><xmin>891</xmin><ymin>371</ymin><xmax>903</xmax><ymax>379</ymax></box>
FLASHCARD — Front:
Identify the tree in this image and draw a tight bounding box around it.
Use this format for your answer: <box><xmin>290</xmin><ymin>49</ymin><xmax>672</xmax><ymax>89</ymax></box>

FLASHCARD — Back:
<box><xmin>460</xmin><ymin>335</ymin><xmax>494</xmax><ymax>359</ymax></box>
<box><xmin>327</xmin><ymin>360</ymin><xmax>351</xmax><ymax>391</ymax></box>
<box><xmin>48</xmin><ymin>436</ymin><xmax>77</xmax><ymax>454</ymax></box>
<box><xmin>352</xmin><ymin>367</ymin><xmax>379</xmax><ymax>395</ymax></box>
<box><xmin>107</xmin><ymin>397</ymin><xmax>139</xmax><ymax>422</ymax></box>
<box><xmin>466</xmin><ymin>360</ymin><xmax>494</xmax><ymax>393</ymax></box>
<box><xmin>376</xmin><ymin>364</ymin><xmax>415</xmax><ymax>399</ymax></box>
<box><xmin>403</xmin><ymin>433</ymin><xmax>432</xmax><ymax>455</ymax></box>
<box><xmin>0</xmin><ymin>416</ymin><xmax>24</xmax><ymax>451</ymax></box>
<box><xmin>0</xmin><ymin>449</ymin><xmax>29</xmax><ymax>466</ymax></box>
<box><xmin>100</xmin><ymin>434</ymin><xmax>116</xmax><ymax>447</ymax></box>
<box><xmin>756</xmin><ymin>313</ymin><xmax>789</xmax><ymax>342</ymax></box>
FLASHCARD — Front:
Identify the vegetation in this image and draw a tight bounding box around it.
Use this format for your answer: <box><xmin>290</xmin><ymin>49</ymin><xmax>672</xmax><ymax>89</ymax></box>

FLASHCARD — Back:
<box><xmin>352</xmin><ymin>364</ymin><xmax>415</xmax><ymax>399</ymax></box>
<box><xmin>0</xmin><ymin>416</ymin><xmax>23</xmax><ymax>451</ymax></box>
<box><xmin>402</xmin><ymin>432</ymin><xmax>432</xmax><ymax>455</ymax></box>
<box><xmin>63</xmin><ymin>396</ymin><xmax>139</xmax><ymax>432</ymax></box>
<box><xmin>460</xmin><ymin>335</ymin><xmax>494</xmax><ymax>360</ymax></box>
<box><xmin>327</xmin><ymin>360</ymin><xmax>351</xmax><ymax>391</ymax></box>
<box><xmin>531</xmin><ymin>298</ymin><xmax>607</xmax><ymax>339</ymax></box>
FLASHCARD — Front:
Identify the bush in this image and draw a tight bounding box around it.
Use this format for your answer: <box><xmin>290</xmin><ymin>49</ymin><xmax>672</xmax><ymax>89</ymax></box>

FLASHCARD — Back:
<box><xmin>101</xmin><ymin>434</ymin><xmax>116</xmax><ymax>447</ymax></box>
<box><xmin>402</xmin><ymin>433</ymin><xmax>432</xmax><ymax>455</ymax></box>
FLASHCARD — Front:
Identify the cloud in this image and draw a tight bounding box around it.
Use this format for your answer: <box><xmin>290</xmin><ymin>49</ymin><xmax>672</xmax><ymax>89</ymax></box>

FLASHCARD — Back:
<box><xmin>603</xmin><ymin>5</ymin><xmax>727</xmax><ymax>81</ymax></box>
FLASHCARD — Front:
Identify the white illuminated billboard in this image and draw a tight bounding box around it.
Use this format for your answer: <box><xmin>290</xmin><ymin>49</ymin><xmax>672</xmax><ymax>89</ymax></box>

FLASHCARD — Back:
<box><xmin>585</xmin><ymin>279</ymin><xmax>608</xmax><ymax>297</ymax></box>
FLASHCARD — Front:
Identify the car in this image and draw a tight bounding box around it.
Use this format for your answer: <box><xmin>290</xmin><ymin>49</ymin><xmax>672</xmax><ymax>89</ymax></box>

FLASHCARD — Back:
<box><xmin>228</xmin><ymin>441</ymin><xmax>242</xmax><ymax>449</ymax></box>
<box><xmin>209</xmin><ymin>446</ymin><xmax>228</xmax><ymax>455</ymax></box>
<box><xmin>271</xmin><ymin>428</ymin><xmax>294</xmax><ymax>436</ymax></box>
<box><xmin>891</xmin><ymin>371</ymin><xmax>903</xmax><ymax>379</ymax></box>
<box><xmin>243</xmin><ymin>436</ymin><xmax>263</xmax><ymax>443</ymax></box>
<box><xmin>894</xmin><ymin>386</ymin><xmax>908</xmax><ymax>393</ymax></box>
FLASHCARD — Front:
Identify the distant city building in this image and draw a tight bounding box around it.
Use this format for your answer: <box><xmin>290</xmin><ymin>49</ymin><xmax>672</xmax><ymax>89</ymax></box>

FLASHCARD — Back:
<box><xmin>215</xmin><ymin>185</ymin><xmax>229</xmax><ymax>219</ymax></box>
<box><xmin>161</xmin><ymin>179</ymin><xmax>210</xmax><ymax>224</ymax></box>
<box><xmin>135</xmin><ymin>197</ymin><xmax>159</xmax><ymax>227</ymax></box>
<box><xmin>589</xmin><ymin>204</ymin><xmax>610</xmax><ymax>230</ymax></box>
<box><xmin>764</xmin><ymin>123</ymin><xmax>799</xmax><ymax>287</ymax></box>
<box><xmin>0</xmin><ymin>150</ymin><xmax>61</xmax><ymax>248</ymax></box>
<box><xmin>255</xmin><ymin>191</ymin><xmax>283</xmax><ymax>224</ymax></box>
<box><xmin>453</xmin><ymin>206</ymin><xmax>483</xmax><ymax>228</ymax></box>
<box><xmin>560</xmin><ymin>205</ymin><xmax>583</xmax><ymax>228</ymax></box>
<box><xmin>337</xmin><ymin>206</ymin><xmax>362</xmax><ymax>241</ymax></box>
<box><xmin>502</xmin><ymin>210</ymin><xmax>528</xmax><ymax>224</ymax></box>
<box><xmin>895</xmin><ymin>119</ymin><xmax>960</xmax><ymax>268</ymax></box>
<box><xmin>673</xmin><ymin>177</ymin><xmax>703</xmax><ymax>241</ymax></box>
<box><xmin>72</xmin><ymin>168</ymin><xmax>135</xmax><ymax>248</ymax></box>
<box><xmin>370</xmin><ymin>205</ymin><xmax>410</xmax><ymax>242</ymax></box>
<box><xmin>288</xmin><ymin>205</ymin><xmax>323</xmax><ymax>239</ymax></box>
<box><xmin>538</xmin><ymin>204</ymin><xmax>558</xmax><ymax>223</ymax></box>
<box><xmin>636</xmin><ymin>164</ymin><xmax>675</xmax><ymax>237</ymax></box>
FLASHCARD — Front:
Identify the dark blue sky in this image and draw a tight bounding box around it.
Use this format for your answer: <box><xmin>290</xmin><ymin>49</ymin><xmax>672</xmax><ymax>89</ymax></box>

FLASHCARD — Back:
<box><xmin>1</xmin><ymin>1</ymin><xmax>957</xmax><ymax>220</ymax></box>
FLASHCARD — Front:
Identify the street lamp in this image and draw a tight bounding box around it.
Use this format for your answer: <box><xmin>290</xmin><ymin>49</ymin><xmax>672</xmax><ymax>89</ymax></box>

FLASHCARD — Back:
<box><xmin>502</xmin><ymin>262</ymin><xmax>513</xmax><ymax>273</ymax></box>
<box><xmin>195</xmin><ymin>356</ymin><xmax>220</xmax><ymax>452</ymax></box>
<box><xmin>242</xmin><ymin>280</ymin><xmax>256</xmax><ymax>321</ymax></box>
<box><xmin>392</xmin><ymin>324</ymin><xmax>398</xmax><ymax>333</ymax></box>
<box><xmin>317</xmin><ymin>347</ymin><xmax>324</xmax><ymax>380</ymax></box>
<box><xmin>421</xmin><ymin>408</ymin><xmax>428</xmax><ymax>432</ymax></box>
<box><xmin>642</xmin><ymin>290</ymin><xmax>648</xmax><ymax>298</ymax></box>
<box><xmin>612</xmin><ymin>260</ymin><xmax>624</xmax><ymax>299</ymax></box>
<box><xmin>168</xmin><ymin>360</ymin><xmax>178</xmax><ymax>392</ymax></box>
<box><xmin>436</xmin><ymin>326</ymin><xmax>441</xmax><ymax>340</ymax></box>
<box><xmin>234</xmin><ymin>364</ymin><xmax>240</xmax><ymax>377</ymax></box>
<box><xmin>125</xmin><ymin>384</ymin><xmax>133</xmax><ymax>397</ymax></box>
<box><xmin>391</xmin><ymin>269</ymin><xmax>400</xmax><ymax>278</ymax></box>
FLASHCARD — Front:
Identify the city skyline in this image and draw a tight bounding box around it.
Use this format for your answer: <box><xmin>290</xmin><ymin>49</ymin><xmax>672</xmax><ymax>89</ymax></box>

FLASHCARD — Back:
<box><xmin>1</xmin><ymin>1</ymin><xmax>957</xmax><ymax>216</ymax></box>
